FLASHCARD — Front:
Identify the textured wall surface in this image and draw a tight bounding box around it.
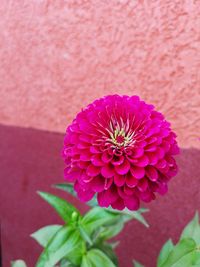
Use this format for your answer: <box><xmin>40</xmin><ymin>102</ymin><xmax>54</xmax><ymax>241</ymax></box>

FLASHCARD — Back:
<box><xmin>0</xmin><ymin>0</ymin><xmax>200</xmax><ymax>148</ymax></box>
<box><xmin>1</xmin><ymin>125</ymin><xmax>200</xmax><ymax>267</ymax></box>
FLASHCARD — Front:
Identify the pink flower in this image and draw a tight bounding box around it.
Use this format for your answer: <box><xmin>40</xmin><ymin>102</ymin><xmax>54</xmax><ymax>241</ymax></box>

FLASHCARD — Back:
<box><xmin>62</xmin><ymin>95</ymin><xmax>179</xmax><ymax>210</ymax></box>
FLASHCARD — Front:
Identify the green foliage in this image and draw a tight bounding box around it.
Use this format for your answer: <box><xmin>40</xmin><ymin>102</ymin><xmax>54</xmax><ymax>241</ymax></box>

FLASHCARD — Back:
<box><xmin>133</xmin><ymin>212</ymin><xmax>200</xmax><ymax>267</ymax></box>
<box><xmin>11</xmin><ymin>260</ymin><xmax>27</xmax><ymax>267</ymax></box>
<box><xmin>81</xmin><ymin>249</ymin><xmax>117</xmax><ymax>267</ymax></box>
<box><xmin>157</xmin><ymin>239</ymin><xmax>174</xmax><ymax>267</ymax></box>
<box><xmin>35</xmin><ymin>226</ymin><xmax>84</xmax><ymax>267</ymax></box>
<box><xmin>157</xmin><ymin>212</ymin><xmax>200</xmax><ymax>267</ymax></box>
<box><xmin>26</xmin><ymin>186</ymin><xmax>148</xmax><ymax>267</ymax></box>
<box><xmin>37</xmin><ymin>191</ymin><xmax>80</xmax><ymax>223</ymax></box>
<box><xmin>180</xmin><ymin>212</ymin><xmax>200</xmax><ymax>245</ymax></box>
<box><xmin>31</xmin><ymin>225</ymin><xmax>62</xmax><ymax>247</ymax></box>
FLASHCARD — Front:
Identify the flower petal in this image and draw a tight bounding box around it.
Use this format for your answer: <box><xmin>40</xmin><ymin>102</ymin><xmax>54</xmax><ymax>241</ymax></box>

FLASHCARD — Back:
<box><xmin>134</xmin><ymin>154</ymin><xmax>149</xmax><ymax>167</ymax></box>
<box><xmin>145</xmin><ymin>166</ymin><xmax>158</xmax><ymax>181</ymax></box>
<box><xmin>114</xmin><ymin>173</ymin><xmax>125</xmax><ymax>186</ymax></box>
<box><xmin>130</xmin><ymin>166</ymin><xmax>145</xmax><ymax>179</ymax></box>
<box><xmin>86</xmin><ymin>164</ymin><xmax>101</xmax><ymax>177</ymax></box>
<box><xmin>90</xmin><ymin>175</ymin><xmax>105</xmax><ymax>192</ymax></box>
<box><xmin>111</xmin><ymin>198</ymin><xmax>125</xmax><ymax>210</ymax></box>
<box><xmin>101</xmin><ymin>164</ymin><xmax>115</xmax><ymax>178</ymax></box>
<box><xmin>126</xmin><ymin>172</ymin><xmax>138</xmax><ymax>188</ymax></box>
<box><xmin>102</xmin><ymin>151</ymin><xmax>113</xmax><ymax>163</ymax></box>
<box><xmin>137</xmin><ymin>179</ymin><xmax>148</xmax><ymax>192</ymax></box>
<box><xmin>97</xmin><ymin>186</ymin><xmax>118</xmax><ymax>207</ymax></box>
<box><xmin>91</xmin><ymin>154</ymin><xmax>103</xmax><ymax>166</ymax></box>
<box><xmin>124</xmin><ymin>195</ymin><xmax>140</xmax><ymax>211</ymax></box>
<box><xmin>111</xmin><ymin>155</ymin><xmax>124</xmax><ymax>166</ymax></box>
<box><xmin>115</xmin><ymin>159</ymin><xmax>130</xmax><ymax>175</ymax></box>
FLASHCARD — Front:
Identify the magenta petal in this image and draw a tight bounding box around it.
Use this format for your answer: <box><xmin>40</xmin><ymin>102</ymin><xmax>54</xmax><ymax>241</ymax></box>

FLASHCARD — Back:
<box><xmin>156</xmin><ymin>159</ymin><xmax>167</xmax><ymax>169</ymax></box>
<box><xmin>77</xmin><ymin>189</ymin><xmax>95</xmax><ymax>202</ymax></box>
<box><xmin>161</xmin><ymin>141</ymin><xmax>170</xmax><ymax>152</ymax></box>
<box><xmin>170</xmin><ymin>144</ymin><xmax>180</xmax><ymax>155</ymax></box>
<box><xmin>132</xmin><ymin>148</ymin><xmax>144</xmax><ymax>158</ymax></box>
<box><xmin>86</xmin><ymin>164</ymin><xmax>101</xmax><ymax>177</ymax></box>
<box><xmin>77</xmin><ymin>142</ymin><xmax>90</xmax><ymax>149</ymax></box>
<box><xmin>115</xmin><ymin>159</ymin><xmax>130</xmax><ymax>175</ymax></box>
<box><xmin>79</xmin><ymin>119</ymin><xmax>94</xmax><ymax>133</ymax></box>
<box><xmin>156</xmin><ymin>182</ymin><xmax>168</xmax><ymax>195</ymax></box>
<box><xmin>75</xmin><ymin>181</ymin><xmax>95</xmax><ymax>201</ymax></box>
<box><xmin>102</xmin><ymin>151</ymin><xmax>113</xmax><ymax>163</ymax></box>
<box><xmin>112</xmin><ymin>155</ymin><xmax>124</xmax><ymax>166</ymax></box>
<box><xmin>126</xmin><ymin>172</ymin><xmax>138</xmax><ymax>188</ymax></box>
<box><xmin>114</xmin><ymin>174</ymin><xmax>125</xmax><ymax>186</ymax></box>
<box><xmin>146</xmin><ymin>152</ymin><xmax>158</xmax><ymax>165</ymax></box>
<box><xmin>117</xmin><ymin>187</ymin><xmax>128</xmax><ymax>199</ymax></box>
<box><xmin>80</xmin><ymin>152</ymin><xmax>92</xmax><ymax>161</ymax></box>
<box><xmin>124</xmin><ymin>195</ymin><xmax>140</xmax><ymax>210</ymax></box>
<box><xmin>78</xmin><ymin>161</ymin><xmax>90</xmax><ymax>169</ymax></box>
<box><xmin>90</xmin><ymin>146</ymin><xmax>100</xmax><ymax>154</ymax></box>
<box><xmin>64</xmin><ymin>167</ymin><xmax>79</xmax><ymax>182</ymax></box>
<box><xmin>146</xmin><ymin>166</ymin><xmax>158</xmax><ymax>181</ymax></box>
<box><xmin>139</xmin><ymin>190</ymin><xmax>155</xmax><ymax>202</ymax></box>
<box><xmin>156</xmin><ymin>147</ymin><xmax>165</xmax><ymax>159</ymax></box>
<box><xmin>124</xmin><ymin>185</ymin><xmax>134</xmax><ymax>195</ymax></box>
<box><xmin>111</xmin><ymin>198</ymin><xmax>125</xmax><ymax>210</ymax></box>
<box><xmin>97</xmin><ymin>186</ymin><xmax>118</xmax><ymax>207</ymax></box>
<box><xmin>137</xmin><ymin>179</ymin><xmax>148</xmax><ymax>192</ymax></box>
<box><xmin>104</xmin><ymin>177</ymin><xmax>113</xmax><ymax>189</ymax></box>
<box><xmin>90</xmin><ymin>175</ymin><xmax>105</xmax><ymax>192</ymax></box>
<box><xmin>101</xmin><ymin>164</ymin><xmax>115</xmax><ymax>178</ymax></box>
<box><xmin>91</xmin><ymin>154</ymin><xmax>103</xmax><ymax>166</ymax></box>
<box><xmin>134</xmin><ymin>154</ymin><xmax>149</xmax><ymax>167</ymax></box>
<box><xmin>81</xmin><ymin>172</ymin><xmax>93</xmax><ymax>183</ymax></box>
<box><xmin>69</xmin><ymin>133</ymin><xmax>79</xmax><ymax>143</ymax></box>
<box><xmin>79</xmin><ymin>134</ymin><xmax>92</xmax><ymax>143</ymax></box>
<box><xmin>130</xmin><ymin>166</ymin><xmax>145</xmax><ymax>179</ymax></box>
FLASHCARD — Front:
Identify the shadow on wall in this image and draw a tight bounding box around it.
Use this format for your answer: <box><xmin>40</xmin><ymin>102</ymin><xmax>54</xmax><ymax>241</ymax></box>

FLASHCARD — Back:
<box><xmin>0</xmin><ymin>124</ymin><xmax>200</xmax><ymax>267</ymax></box>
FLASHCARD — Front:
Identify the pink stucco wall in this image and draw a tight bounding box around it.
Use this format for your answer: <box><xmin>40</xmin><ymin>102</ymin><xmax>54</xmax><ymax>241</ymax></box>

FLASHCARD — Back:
<box><xmin>0</xmin><ymin>0</ymin><xmax>199</xmax><ymax>148</ymax></box>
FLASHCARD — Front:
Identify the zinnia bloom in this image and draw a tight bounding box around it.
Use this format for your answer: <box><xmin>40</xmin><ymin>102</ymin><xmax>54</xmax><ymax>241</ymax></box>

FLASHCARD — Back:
<box><xmin>62</xmin><ymin>95</ymin><xmax>179</xmax><ymax>210</ymax></box>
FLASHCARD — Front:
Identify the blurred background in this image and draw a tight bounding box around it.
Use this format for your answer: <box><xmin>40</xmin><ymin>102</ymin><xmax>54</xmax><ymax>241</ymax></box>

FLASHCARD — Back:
<box><xmin>0</xmin><ymin>1</ymin><xmax>200</xmax><ymax>267</ymax></box>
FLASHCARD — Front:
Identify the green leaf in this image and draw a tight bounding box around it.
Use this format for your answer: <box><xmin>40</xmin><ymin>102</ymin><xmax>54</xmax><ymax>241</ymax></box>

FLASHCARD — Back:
<box><xmin>128</xmin><ymin>210</ymin><xmax>149</xmax><ymax>228</ymax></box>
<box><xmin>109</xmin><ymin>241</ymin><xmax>120</xmax><ymax>249</ymax></box>
<box><xmin>181</xmin><ymin>212</ymin><xmax>200</xmax><ymax>245</ymax></box>
<box><xmin>85</xmin><ymin>249</ymin><xmax>117</xmax><ymax>267</ymax></box>
<box><xmin>95</xmin><ymin>242</ymin><xmax>118</xmax><ymax>266</ymax></box>
<box><xmin>31</xmin><ymin>225</ymin><xmax>62</xmax><ymax>247</ymax></box>
<box><xmin>157</xmin><ymin>239</ymin><xmax>174</xmax><ymax>267</ymax></box>
<box><xmin>107</xmin><ymin>208</ymin><xmax>149</xmax><ymax>228</ymax></box>
<box><xmin>81</xmin><ymin>255</ymin><xmax>93</xmax><ymax>267</ymax></box>
<box><xmin>97</xmin><ymin>219</ymin><xmax>124</xmax><ymax>240</ymax></box>
<box><xmin>169</xmin><ymin>250</ymin><xmax>200</xmax><ymax>267</ymax></box>
<box><xmin>81</xmin><ymin>207</ymin><xmax>120</xmax><ymax>236</ymax></box>
<box><xmin>36</xmin><ymin>226</ymin><xmax>82</xmax><ymax>267</ymax></box>
<box><xmin>133</xmin><ymin>260</ymin><xmax>145</xmax><ymax>267</ymax></box>
<box><xmin>78</xmin><ymin>224</ymin><xmax>93</xmax><ymax>246</ymax></box>
<box><xmin>60</xmin><ymin>260</ymin><xmax>75</xmax><ymax>267</ymax></box>
<box><xmin>38</xmin><ymin>191</ymin><xmax>80</xmax><ymax>223</ymax></box>
<box><xmin>159</xmin><ymin>238</ymin><xmax>197</xmax><ymax>267</ymax></box>
<box><xmin>11</xmin><ymin>260</ymin><xmax>27</xmax><ymax>267</ymax></box>
<box><xmin>65</xmin><ymin>239</ymin><xmax>86</xmax><ymax>266</ymax></box>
